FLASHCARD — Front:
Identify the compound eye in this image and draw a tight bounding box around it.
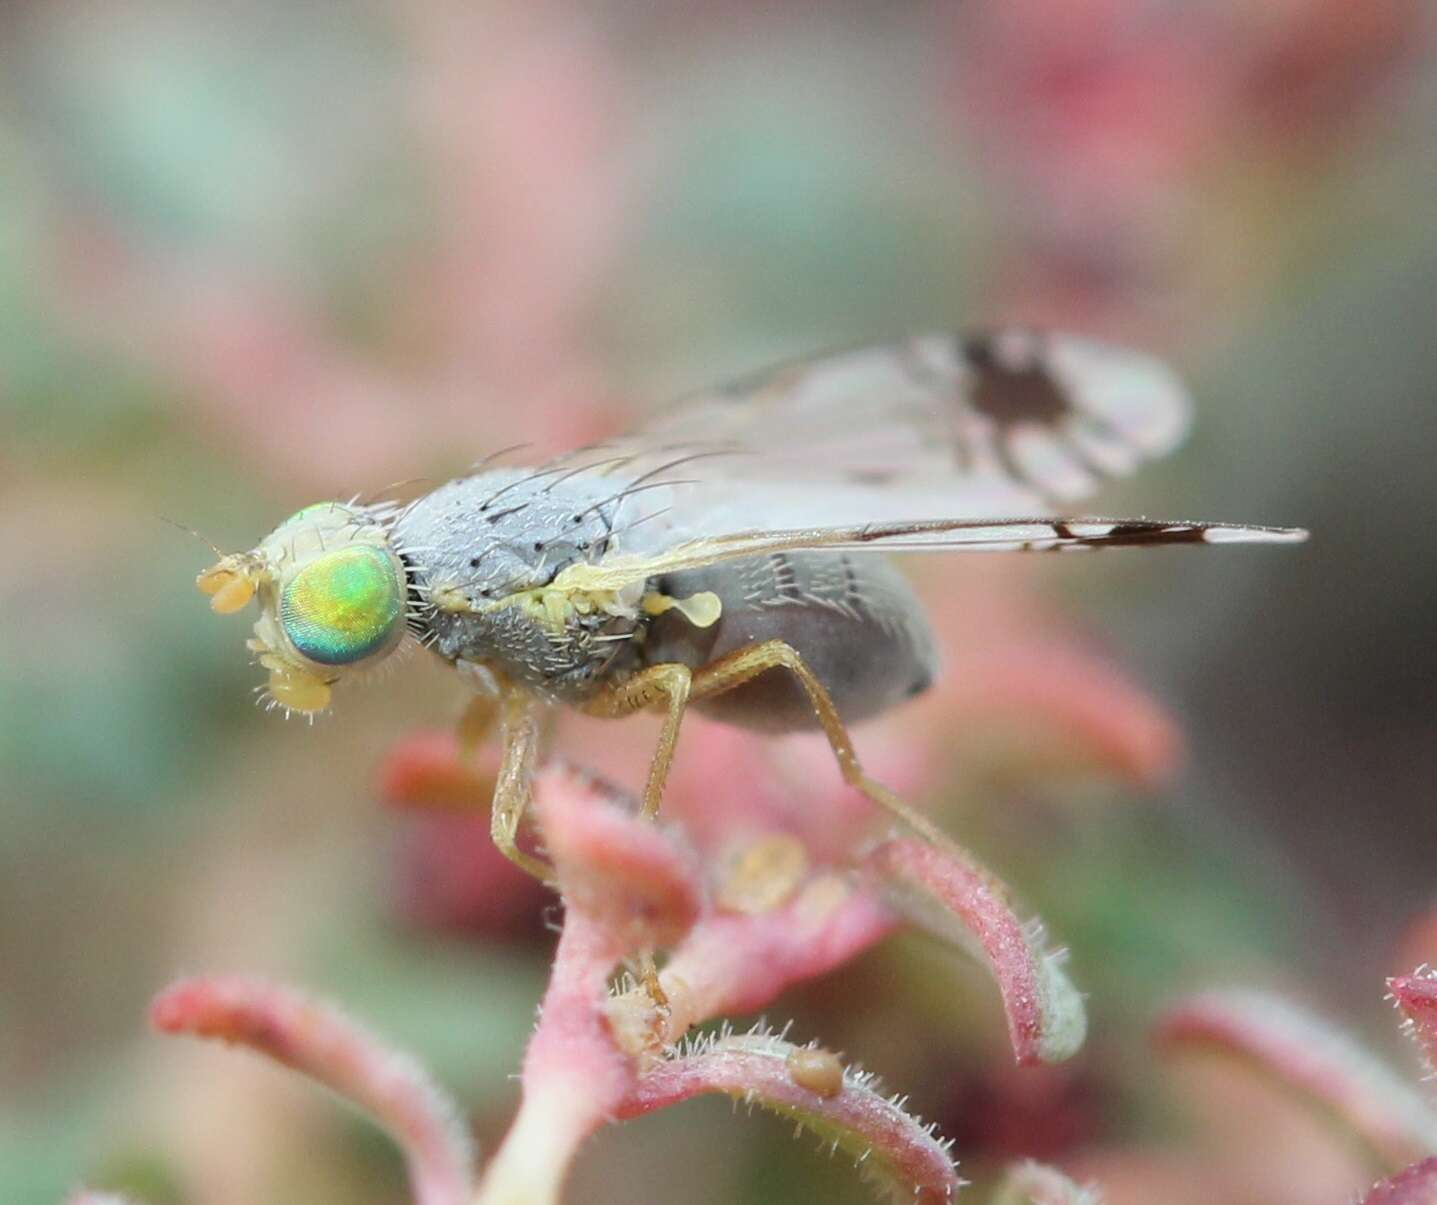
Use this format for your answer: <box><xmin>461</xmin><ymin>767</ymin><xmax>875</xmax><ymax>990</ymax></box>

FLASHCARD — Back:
<box><xmin>279</xmin><ymin>546</ymin><xmax>404</xmax><ymax>666</ymax></box>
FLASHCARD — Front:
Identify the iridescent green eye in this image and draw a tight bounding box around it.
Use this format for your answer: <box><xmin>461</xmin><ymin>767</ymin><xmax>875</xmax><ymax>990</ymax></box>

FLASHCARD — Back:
<box><xmin>279</xmin><ymin>546</ymin><xmax>404</xmax><ymax>666</ymax></box>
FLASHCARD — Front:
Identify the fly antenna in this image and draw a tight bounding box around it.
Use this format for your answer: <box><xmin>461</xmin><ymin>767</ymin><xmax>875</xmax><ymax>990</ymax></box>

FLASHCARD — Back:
<box><xmin>159</xmin><ymin>515</ymin><xmax>227</xmax><ymax>560</ymax></box>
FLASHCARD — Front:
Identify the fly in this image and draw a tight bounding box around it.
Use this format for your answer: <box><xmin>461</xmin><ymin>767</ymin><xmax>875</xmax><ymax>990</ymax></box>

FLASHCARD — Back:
<box><xmin>196</xmin><ymin>328</ymin><xmax>1306</xmax><ymax>878</ymax></box>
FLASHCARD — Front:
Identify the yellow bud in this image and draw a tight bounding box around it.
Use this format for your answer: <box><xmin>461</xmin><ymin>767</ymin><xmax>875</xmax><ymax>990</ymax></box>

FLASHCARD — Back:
<box><xmin>786</xmin><ymin>1046</ymin><xmax>845</xmax><ymax>1098</ymax></box>
<box><xmin>715</xmin><ymin>833</ymin><xmax>809</xmax><ymax>915</ymax></box>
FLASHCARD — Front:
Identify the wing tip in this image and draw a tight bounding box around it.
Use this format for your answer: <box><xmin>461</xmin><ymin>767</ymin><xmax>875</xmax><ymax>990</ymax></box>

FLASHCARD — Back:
<box><xmin>1204</xmin><ymin>523</ymin><xmax>1309</xmax><ymax>545</ymax></box>
<box><xmin>1047</xmin><ymin>332</ymin><xmax>1195</xmax><ymax>458</ymax></box>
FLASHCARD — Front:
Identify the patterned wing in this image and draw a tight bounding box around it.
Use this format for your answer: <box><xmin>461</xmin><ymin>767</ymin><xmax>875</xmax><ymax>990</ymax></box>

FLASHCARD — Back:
<box><xmin>466</xmin><ymin>328</ymin><xmax>1305</xmax><ymax>581</ymax></box>
<box><xmin>624</xmin><ymin>328</ymin><xmax>1193</xmax><ymax>524</ymax></box>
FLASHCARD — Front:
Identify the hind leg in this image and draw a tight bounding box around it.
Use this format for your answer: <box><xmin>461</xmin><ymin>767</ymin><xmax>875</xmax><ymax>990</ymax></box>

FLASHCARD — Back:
<box><xmin>688</xmin><ymin>640</ymin><xmax>951</xmax><ymax>850</ymax></box>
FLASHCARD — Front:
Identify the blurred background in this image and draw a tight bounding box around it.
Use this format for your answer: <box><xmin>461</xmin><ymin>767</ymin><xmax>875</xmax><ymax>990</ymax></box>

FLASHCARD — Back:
<box><xmin>2</xmin><ymin>1</ymin><xmax>1435</xmax><ymax>1202</ymax></box>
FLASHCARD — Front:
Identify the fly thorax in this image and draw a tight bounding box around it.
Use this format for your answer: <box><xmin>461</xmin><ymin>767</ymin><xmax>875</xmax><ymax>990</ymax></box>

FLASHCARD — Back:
<box><xmin>391</xmin><ymin>470</ymin><xmax>653</xmax><ymax>699</ymax></box>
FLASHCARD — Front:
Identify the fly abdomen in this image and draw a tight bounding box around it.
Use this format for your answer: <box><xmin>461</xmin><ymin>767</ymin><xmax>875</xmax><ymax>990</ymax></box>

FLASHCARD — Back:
<box><xmin>641</xmin><ymin>551</ymin><xmax>937</xmax><ymax>732</ymax></box>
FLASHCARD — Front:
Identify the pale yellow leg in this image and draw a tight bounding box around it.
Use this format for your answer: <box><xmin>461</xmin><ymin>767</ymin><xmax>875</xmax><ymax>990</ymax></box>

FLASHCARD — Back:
<box><xmin>490</xmin><ymin>690</ymin><xmax>556</xmax><ymax>882</ymax></box>
<box><xmin>581</xmin><ymin>663</ymin><xmax>693</xmax><ymax>819</ymax></box>
<box><xmin>580</xmin><ymin>665</ymin><xmax>697</xmax><ymax>1013</ymax></box>
<box><xmin>688</xmin><ymin>640</ymin><xmax>952</xmax><ymax>851</ymax></box>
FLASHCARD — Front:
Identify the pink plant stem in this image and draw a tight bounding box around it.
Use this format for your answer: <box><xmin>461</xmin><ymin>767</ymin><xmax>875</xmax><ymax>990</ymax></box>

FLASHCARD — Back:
<box><xmin>1391</xmin><ymin>972</ymin><xmax>1437</xmax><ymax>1079</ymax></box>
<box><xmin>474</xmin><ymin>912</ymin><xmax>632</xmax><ymax>1205</ymax></box>
<box><xmin>152</xmin><ymin>978</ymin><xmax>474</xmax><ymax>1205</ymax></box>
<box><xmin>866</xmin><ymin>838</ymin><xmax>1086</xmax><ymax>1065</ymax></box>
<box><xmin>618</xmin><ymin>1035</ymin><xmax>960</xmax><ymax>1202</ymax></box>
<box><xmin>948</xmin><ymin>639</ymin><xmax>1184</xmax><ymax>790</ymax></box>
<box><xmin>1363</xmin><ymin>1157</ymin><xmax>1437</xmax><ymax>1204</ymax></box>
<box><xmin>1157</xmin><ymin>991</ymin><xmax>1437</xmax><ymax>1171</ymax></box>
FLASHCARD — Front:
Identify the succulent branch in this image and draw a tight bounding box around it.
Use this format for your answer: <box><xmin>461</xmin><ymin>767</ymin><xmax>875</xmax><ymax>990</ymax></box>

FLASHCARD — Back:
<box><xmin>151</xmin><ymin>977</ymin><xmax>477</xmax><ymax>1205</ymax></box>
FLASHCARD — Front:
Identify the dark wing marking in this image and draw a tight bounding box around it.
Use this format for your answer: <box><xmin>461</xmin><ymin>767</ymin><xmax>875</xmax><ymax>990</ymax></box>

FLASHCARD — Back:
<box><xmin>625</xmin><ymin>329</ymin><xmax>1192</xmax><ymax>514</ymax></box>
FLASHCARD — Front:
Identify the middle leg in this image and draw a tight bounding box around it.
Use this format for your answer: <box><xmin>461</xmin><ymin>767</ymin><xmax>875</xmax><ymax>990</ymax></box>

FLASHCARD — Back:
<box><xmin>581</xmin><ymin>662</ymin><xmax>693</xmax><ymax>819</ymax></box>
<box><xmin>580</xmin><ymin>663</ymin><xmax>697</xmax><ymax>1024</ymax></box>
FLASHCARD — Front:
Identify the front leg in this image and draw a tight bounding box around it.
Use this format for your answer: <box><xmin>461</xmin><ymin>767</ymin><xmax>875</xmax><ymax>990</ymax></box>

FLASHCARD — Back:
<box><xmin>490</xmin><ymin>689</ymin><xmax>555</xmax><ymax>882</ymax></box>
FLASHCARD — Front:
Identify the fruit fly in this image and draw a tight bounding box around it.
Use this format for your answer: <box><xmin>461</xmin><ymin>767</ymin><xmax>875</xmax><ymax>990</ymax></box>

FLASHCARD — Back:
<box><xmin>197</xmin><ymin>330</ymin><xmax>1305</xmax><ymax>877</ymax></box>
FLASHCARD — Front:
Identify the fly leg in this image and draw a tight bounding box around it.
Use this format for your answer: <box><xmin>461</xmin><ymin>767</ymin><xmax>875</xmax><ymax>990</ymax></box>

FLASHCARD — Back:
<box><xmin>489</xmin><ymin>662</ymin><xmax>691</xmax><ymax>881</ymax></box>
<box><xmin>580</xmin><ymin>664</ymin><xmax>696</xmax><ymax>1037</ymax></box>
<box><xmin>489</xmin><ymin>689</ymin><xmax>556</xmax><ymax>882</ymax></box>
<box><xmin>689</xmin><ymin>640</ymin><xmax>951</xmax><ymax>851</ymax></box>
<box><xmin>581</xmin><ymin>663</ymin><xmax>693</xmax><ymax>819</ymax></box>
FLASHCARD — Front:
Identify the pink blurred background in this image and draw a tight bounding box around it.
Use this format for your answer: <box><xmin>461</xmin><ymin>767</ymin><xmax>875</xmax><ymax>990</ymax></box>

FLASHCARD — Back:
<box><xmin>2</xmin><ymin>2</ymin><xmax>1435</xmax><ymax>1201</ymax></box>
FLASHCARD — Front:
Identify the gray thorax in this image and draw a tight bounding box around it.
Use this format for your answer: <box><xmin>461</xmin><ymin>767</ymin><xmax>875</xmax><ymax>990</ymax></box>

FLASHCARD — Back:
<box><xmin>390</xmin><ymin>469</ymin><xmax>650</xmax><ymax>700</ymax></box>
